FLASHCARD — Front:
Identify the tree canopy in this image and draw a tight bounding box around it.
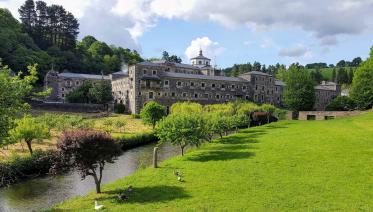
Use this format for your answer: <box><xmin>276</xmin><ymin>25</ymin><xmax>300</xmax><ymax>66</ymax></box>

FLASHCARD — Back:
<box><xmin>283</xmin><ymin>64</ymin><xmax>316</xmax><ymax>111</ymax></box>
<box><xmin>140</xmin><ymin>101</ymin><xmax>166</xmax><ymax>129</ymax></box>
<box><xmin>351</xmin><ymin>47</ymin><xmax>373</xmax><ymax>109</ymax></box>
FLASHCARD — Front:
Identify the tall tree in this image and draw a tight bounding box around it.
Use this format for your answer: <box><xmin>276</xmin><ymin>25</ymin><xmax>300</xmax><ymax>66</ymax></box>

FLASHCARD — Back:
<box><xmin>18</xmin><ymin>0</ymin><xmax>36</xmax><ymax>35</ymax></box>
<box><xmin>283</xmin><ymin>64</ymin><xmax>315</xmax><ymax>111</ymax></box>
<box><xmin>140</xmin><ymin>101</ymin><xmax>166</xmax><ymax>129</ymax></box>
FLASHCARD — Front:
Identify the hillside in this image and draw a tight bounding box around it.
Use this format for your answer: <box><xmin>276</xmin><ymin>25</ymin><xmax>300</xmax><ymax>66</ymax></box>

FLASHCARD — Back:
<box><xmin>54</xmin><ymin>111</ymin><xmax>373</xmax><ymax>211</ymax></box>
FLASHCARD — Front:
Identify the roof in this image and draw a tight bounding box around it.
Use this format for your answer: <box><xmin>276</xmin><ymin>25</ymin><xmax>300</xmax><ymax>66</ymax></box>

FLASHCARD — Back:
<box><xmin>111</xmin><ymin>71</ymin><xmax>127</xmax><ymax>76</ymax></box>
<box><xmin>315</xmin><ymin>85</ymin><xmax>337</xmax><ymax>91</ymax></box>
<box><xmin>191</xmin><ymin>50</ymin><xmax>211</xmax><ymax>60</ymax></box>
<box><xmin>58</xmin><ymin>72</ymin><xmax>110</xmax><ymax>80</ymax></box>
<box><xmin>243</xmin><ymin>71</ymin><xmax>272</xmax><ymax>76</ymax></box>
<box><xmin>160</xmin><ymin>72</ymin><xmax>246</xmax><ymax>82</ymax></box>
<box><xmin>138</xmin><ymin>61</ymin><xmax>199</xmax><ymax>70</ymax></box>
<box><xmin>275</xmin><ymin>80</ymin><xmax>286</xmax><ymax>86</ymax></box>
<box><xmin>141</xmin><ymin>74</ymin><xmax>161</xmax><ymax>81</ymax></box>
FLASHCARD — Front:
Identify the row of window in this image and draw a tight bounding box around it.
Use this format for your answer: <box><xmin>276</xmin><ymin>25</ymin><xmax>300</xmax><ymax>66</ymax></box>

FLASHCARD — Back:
<box><xmin>164</xmin><ymin>80</ymin><xmax>247</xmax><ymax>91</ymax></box>
<box><xmin>142</xmin><ymin>69</ymin><xmax>199</xmax><ymax>75</ymax></box>
<box><xmin>146</xmin><ymin>91</ymin><xmax>250</xmax><ymax>100</ymax></box>
<box><xmin>255</xmin><ymin>76</ymin><xmax>273</xmax><ymax>83</ymax></box>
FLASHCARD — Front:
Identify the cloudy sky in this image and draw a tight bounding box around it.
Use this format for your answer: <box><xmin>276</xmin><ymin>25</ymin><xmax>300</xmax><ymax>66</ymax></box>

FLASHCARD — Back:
<box><xmin>1</xmin><ymin>0</ymin><xmax>373</xmax><ymax>68</ymax></box>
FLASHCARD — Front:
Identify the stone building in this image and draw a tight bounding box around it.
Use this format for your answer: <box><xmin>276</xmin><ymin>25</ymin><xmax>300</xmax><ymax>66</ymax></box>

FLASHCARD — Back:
<box><xmin>44</xmin><ymin>70</ymin><xmax>110</xmax><ymax>102</ymax></box>
<box><xmin>45</xmin><ymin>50</ymin><xmax>341</xmax><ymax>113</ymax></box>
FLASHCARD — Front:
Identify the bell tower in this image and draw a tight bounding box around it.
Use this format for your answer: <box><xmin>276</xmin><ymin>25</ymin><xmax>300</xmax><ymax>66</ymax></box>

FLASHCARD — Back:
<box><xmin>190</xmin><ymin>49</ymin><xmax>211</xmax><ymax>68</ymax></box>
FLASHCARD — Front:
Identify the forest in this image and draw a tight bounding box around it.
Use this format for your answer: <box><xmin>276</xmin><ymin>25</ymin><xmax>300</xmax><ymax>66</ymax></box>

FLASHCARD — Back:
<box><xmin>0</xmin><ymin>0</ymin><xmax>143</xmax><ymax>84</ymax></box>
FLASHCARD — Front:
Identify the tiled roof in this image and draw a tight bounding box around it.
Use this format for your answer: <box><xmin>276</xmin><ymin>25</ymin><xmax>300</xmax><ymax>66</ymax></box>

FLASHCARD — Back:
<box><xmin>138</xmin><ymin>61</ymin><xmax>199</xmax><ymax>70</ymax></box>
<box><xmin>191</xmin><ymin>55</ymin><xmax>211</xmax><ymax>60</ymax></box>
<box><xmin>160</xmin><ymin>72</ymin><xmax>246</xmax><ymax>82</ymax></box>
<box><xmin>239</xmin><ymin>71</ymin><xmax>272</xmax><ymax>77</ymax></box>
<box><xmin>58</xmin><ymin>72</ymin><xmax>110</xmax><ymax>80</ymax></box>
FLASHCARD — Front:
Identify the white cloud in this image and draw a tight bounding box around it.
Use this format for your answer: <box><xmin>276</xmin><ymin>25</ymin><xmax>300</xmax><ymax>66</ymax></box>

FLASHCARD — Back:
<box><xmin>278</xmin><ymin>44</ymin><xmax>312</xmax><ymax>58</ymax></box>
<box><xmin>185</xmin><ymin>37</ymin><xmax>225</xmax><ymax>61</ymax></box>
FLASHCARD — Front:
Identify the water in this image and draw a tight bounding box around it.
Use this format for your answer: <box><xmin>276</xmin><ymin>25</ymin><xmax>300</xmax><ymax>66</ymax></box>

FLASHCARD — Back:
<box><xmin>0</xmin><ymin>143</ymin><xmax>181</xmax><ymax>212</ymax></box>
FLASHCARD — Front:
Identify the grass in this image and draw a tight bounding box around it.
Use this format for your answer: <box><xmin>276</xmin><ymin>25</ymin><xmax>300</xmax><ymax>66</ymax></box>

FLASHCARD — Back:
<box><xmin>52</xmin><ymin>111</ymin><xmax>373</xmax><ymax>211</ymax></box>
<box><xmin>0</xmin><ymin>111</ymin><xmax>151</xmax><ymax>161</ymax></box>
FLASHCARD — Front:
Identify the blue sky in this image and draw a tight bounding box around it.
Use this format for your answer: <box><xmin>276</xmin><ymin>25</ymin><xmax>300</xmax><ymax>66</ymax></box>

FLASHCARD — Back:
<box><xmin>1</xmin><ymin>0</ymin><xmax>372</xmax><ymax>68</ymax></box>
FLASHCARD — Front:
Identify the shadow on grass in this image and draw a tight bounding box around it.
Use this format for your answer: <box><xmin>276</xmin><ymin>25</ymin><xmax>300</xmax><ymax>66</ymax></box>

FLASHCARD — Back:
<box><xmin>187</xmin><ymin>151</ymin><xmax>255</xmax><ymax>162</ymax></box>
<box><xmin>98</xmin><ymin>185</ymin><xmax>190</xmax><ymax>204</ymax></box>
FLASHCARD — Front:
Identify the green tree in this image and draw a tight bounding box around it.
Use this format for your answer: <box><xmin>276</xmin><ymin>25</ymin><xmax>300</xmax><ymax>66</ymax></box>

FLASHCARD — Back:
<box><xmin>326</xmin><ymin>96</ymin><xmax>356</xmax><ymax>111</ymax></box>
<box><xmin>140</xmin><ymin>101</ymin><xmax>166</xmax><ymax>129</ymax></box>
<box><xmin>9</xmin><ymin>115</ymin><xmax>50</xmax><ymax>155</ymax></box>
<box><xmin>65</xmin><ymin>81</ymin><xmax>93</xmax><ymax>103</ymax></box>
<box><xmin>115</xmin><ymin>120</ymin><xmax>126</xmax><ymax>133</ymax></box>
<box><xmin>170</xmin><ymin>102</ymin><xmax>202</xmax><ymax>114</ymax></box>
<box><xmin>156</xmin><ymin>113</ymin><xmax>205</xmax><ymax>156</ymax></box>
<box><xmin>89</xmin><ymin>81</ymin><xmax>113</xmax><ymax>104</ymax></box>
<box><xmin>0</xmin><ymin>64</ymin><xmax>40</xmax><ymax>146</ymax></box>
<box><xmin>351</xmin><ymin>47</ymin><xmax>373</xmax><ymax>109</ymax></box>
<box><xmin>283</xmin><ymin>64</ymin><xmax>315</xmax><ymax>111</ymax></box>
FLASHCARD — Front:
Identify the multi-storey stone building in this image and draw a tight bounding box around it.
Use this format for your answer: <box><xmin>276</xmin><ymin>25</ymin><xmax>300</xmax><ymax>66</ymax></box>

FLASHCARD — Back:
<box><xmin>45</xmin><ymin>50</ymin><xmax>341</xmax><ymax>113</ymax></box>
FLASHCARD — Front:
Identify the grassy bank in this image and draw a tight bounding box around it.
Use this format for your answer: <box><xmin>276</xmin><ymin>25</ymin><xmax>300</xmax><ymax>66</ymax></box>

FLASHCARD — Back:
<box><xmin>54</xmin><ymin>112</ymin><xmax>373</xmax><ymax>211</ymax></box>
<box><xmin>0</xmin><ymin>112</ymin><xmax>151</xmax><ymax>161</ymax></box>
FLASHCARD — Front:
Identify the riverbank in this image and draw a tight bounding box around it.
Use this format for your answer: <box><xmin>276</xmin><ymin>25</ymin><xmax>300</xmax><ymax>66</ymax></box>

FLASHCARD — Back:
<box><xmin>53</xmin><ymin>112</ymin><xmax>373</xmax><ymax>211</ymax></box>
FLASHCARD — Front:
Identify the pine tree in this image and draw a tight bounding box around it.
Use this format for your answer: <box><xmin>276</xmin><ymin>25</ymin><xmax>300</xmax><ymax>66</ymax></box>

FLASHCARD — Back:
<box><xmin>18</xmin><ymin>0</ymin><xmax>36</xmax><ymax>35</ymax></box>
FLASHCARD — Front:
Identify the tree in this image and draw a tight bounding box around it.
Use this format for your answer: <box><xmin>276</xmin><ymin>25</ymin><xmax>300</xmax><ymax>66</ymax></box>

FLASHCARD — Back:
<box><xmin>89</xmin><ymin>80</ymin><xmax>113</xmax><ymax>104</ymax></box>
<box><xmin>156</xmin><ymin>113</ymin><xmax>205</xmax><ymax>156</ymax></box>
<box><xmin>115</xmin><ymin>120</ymin><xmax>126</xmax><ymax>133</ymax></box>
<box><xmin>18</xmin><ymin>0</ymin><xmax>36</xmax><ymax>35</ymax></box>
<box><xmin>140</xmin><ymin>101</ymin><xmax>166</xmax><ymax>129</ymax></box>
<box><xmin>352</xmin><ymin>57</ymin><xmax>362</xmax><ymax>67</ymax></box>
<box><xmin>0</xmin><ymin>64</ymin><xmax>40</xmax><ymax>146</ymax></box>
<box><xmin>337</xmin><ymin>60</ymin><xmax>346</xmax><ymax>67</ymax></box>
<box><xmin>283</xmin><ymin>64</ymin><xmax>315</xmax><ymax>111</ymax></box>
<box><xmin>351</xmin><ymin>47</ymin><xmax>373</xmax><ymax>109</ymax></box>
<box><xmin>9</xmin><ymin>115</ymin><xmax>50</xmax><ymax>155</ymax></box>
<box><xmin>311</xmin><ymin>68</ymin><xmax>323</xmax><ymax>84</ymax></box>
<box><xmin>54</xmin><ymin>130</ymin><xmax>121</xmax><ymax>193</ymax></box>
<box><xmin>332</xmin><ymin>68</ymin><xmax>337</xmax><ymax>82</ymax></box>
<box><xmin>170</xmin><ymin>102</ymin><xmax>202</xmax><ymax>114</ymax></box>
<box><xmin>65</xmin><ymin>81</ymin><xmax>93</xmax><ymax>103</ymax></box>
<box><xmin>162</xmin><ymin>51</ymin><xmax>182</xmax><ymax>63</ymax></box>
<box><xmin>326</xmin><ymin>96</ymin><xmax>356</xmax><ymax>111</ymax></box>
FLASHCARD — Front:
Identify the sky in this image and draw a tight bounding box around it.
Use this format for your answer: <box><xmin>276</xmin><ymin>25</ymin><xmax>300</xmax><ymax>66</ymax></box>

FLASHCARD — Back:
<box><xmin>1</xmin><ymin>0</ymin><xmax>373</xmax><ymax>68</ymax></box>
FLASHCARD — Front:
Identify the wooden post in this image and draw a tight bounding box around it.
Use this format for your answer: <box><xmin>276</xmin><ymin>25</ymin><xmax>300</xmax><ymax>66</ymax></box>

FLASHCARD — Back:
<box><xmin>153</xmin><ymin>147</ymin><xmax>158</xmax><ymax>168</ymax></box>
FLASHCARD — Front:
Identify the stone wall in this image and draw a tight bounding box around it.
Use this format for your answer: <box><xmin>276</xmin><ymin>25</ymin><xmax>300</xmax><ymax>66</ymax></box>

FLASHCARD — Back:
<box><xmin>30</xmin><ymin>101</ymin><xmax>113</xmax><ymax>113</ymax></box>
<box><xmin>298</xmin><ymin>111</ymin><xmax>362</xmax><ymax>120</ymax></box>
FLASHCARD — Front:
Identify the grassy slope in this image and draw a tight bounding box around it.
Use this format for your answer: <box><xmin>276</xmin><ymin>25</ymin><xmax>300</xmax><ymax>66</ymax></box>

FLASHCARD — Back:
<box><xmin>308</xmin><ymin>67</ymin><xmax>356</xmax><ymax>81</ymax></box>
<box><xmin>54</xmin><ymin>112</ymin><xmax>373</xmax><ymax>211</ymax></box>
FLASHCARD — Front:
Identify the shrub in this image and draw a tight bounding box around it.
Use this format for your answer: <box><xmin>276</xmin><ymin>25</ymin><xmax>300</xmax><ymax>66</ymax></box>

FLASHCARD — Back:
<box><xmin>114</xmin><ymin>103</ymin><xmax>126</xmax><ymax>114</ymax></box>
<box><xmin>326</xmin><ymin>96</ymin><xmax>357</xmax><ymax>111</ymax></box>
<box><xmin>0</xmin><ymin>150</ymin><xmax>59</xmax><ymax>187</ymax></box>
<box><xmin>116</xmin><ymin>132</ymin><xmax>158</xmax><ymax>150</ymax></box>
<box><xmin>140</xmin><ymin>101</ymin><xmax>166</xmax><ymax>129</ymax></box>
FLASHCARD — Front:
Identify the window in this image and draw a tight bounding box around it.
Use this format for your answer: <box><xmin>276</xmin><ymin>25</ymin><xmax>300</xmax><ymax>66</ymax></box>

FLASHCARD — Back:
<box><xmin>254</xmin><ymin>95</ymin><xmax>258</xmax><ymax>100</ymax></box>
<box><xmin>261</xmin><ymin>95</ymin><xmax>264</xmax><ymax>101</ymax></box>
<box><xmin>75</xmin><ymin>81</ymin><xmax>80</xmax><ymax>86</ymax></box>
<box><xmin>61</xmin><ymin>94</ymin><xmax>65</xmax><ymax>97</ymax></box>
<box><xmin>255</xmin><ymin>85</ymin><xmax>258</xmax><ymax>90</ymax></box>
<box><xmin>191</xmin><ymin>82</ymin><xmax>195</xmax><ymax>87</ymax></box>
<box><xmin>182</xmin><ymin>93</ymin><xmax>187</xmax><ymax>97</ymax></box>
<box><xmin>216</xmin><ymin>94</ymin><xmax>220</xmax><ymax>99</ymax></box>
<box><xmin>164</xmin><ymin>92</ymin><xmax>168</xmax><ymax>97</ymax></box>
<box><xmin>221</xmin><ymin>84</ymin><xmax>226</xmax><ymax>89</ymax></box>
<box><xmin>204</xmin><ymin>93</ymin><xmax>209</xmax><ymax>98</ymax></box>
<box><xmin>231</xmin><ymin>85</ymin><xmax>235</xmax><ymax>89</ymax></box>
<box><xmin>245</xmin><ymin>95</ymin><xmax>250</xmax><ymax>100</ymax></box>
<box><xmin>212</xmin><ymin>83</ymin><xmax>216</xmax><ymax>88</ymax></box>
<box><xmin>262</xmin><ymin>86</ymin><xmax>265</xmax><ymax>91</ymax></box>
<box><xmin>198</xmin><ymin>61</ymin><xmax>202</xmax><ymax>65</ymax></box>
<box><xmin>243</xmin><ymin>86</ymin><xmax>247</xmax><ymax>90</ymax></box>
<box><xmin>152</xmin><ymin>70</ymin><xmax>157</xmax><ymax>75</ymax></box>
<box><xmin>177</xmin><ymin>81</ymin><xmax>182</xmax><ymax>87</ymax></box>
<box><xmin>201</xmin><ymin>83</ymin><xmax>205</xmax><ymax>88</ymax></box>
<box><xmin>149</xmin><ymin>92</ymin><xmax>154</xmax><ymax>99</ymax></box>
<box><xmin>65</xmin><ymin>80</ymin><xmax>72</xmax><ymax>86</ymax></box>
<box><xmin>143</xmin><ymin>70</ymin><xmax>147</xmax><ymax>75</ymax></box>
<box><xmin>171</xmin><ymin>92</ymin><xmax>176</xmax><ymax>97</ymax></box>
<box><xmin>226</xmin><ymin>94</ymin><xmax>230</xmax><ymax>99</ymax></box>
<box><xmin>158</xmin><ymin>92</ymin><xmax>161</xmax><ymax>96</ymax></box>
<box><xmin>275</xmin><ymin>87</ymin><xmax>278</xmax><ymax>92</ymax></box>
<box><xmin>138</xmin><ymin>92</ymin><xmax>142</xmax><ymax>96</ymax></box>
<box><xmin>164</xmin><ymin>80</ymin><xmax>169</xmax><ymax>87</ymax></box>
<box><xmin>61</xmin><ymin>87</ymin><xmax>65</xmax><ymax>91</ymax></box>
<box><xmin>194</xmin><ymin>93</ymin><xmax>198</xmax><ymax>98</ymax></box>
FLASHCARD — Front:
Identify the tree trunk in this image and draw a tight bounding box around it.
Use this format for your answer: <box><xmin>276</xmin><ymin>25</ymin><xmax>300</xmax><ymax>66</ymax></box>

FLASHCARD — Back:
<box><xmin>219</xmin><ymin>133</ymin><xmax>223</xmax><ymax>138</ymax></box>
<box><xmin>180</xmin><ymin>145</ymin><xmax>185</xmax><ymax>156</ymax></box>
<box><xmin>92</xmin><ymin>171</ymin><xmax>101</xmax><ymax>193</ymax></box>
<box><xmin>25</xmin><ymin>139</ymin><xmax>33</xmax><ymax>155</ymax></box>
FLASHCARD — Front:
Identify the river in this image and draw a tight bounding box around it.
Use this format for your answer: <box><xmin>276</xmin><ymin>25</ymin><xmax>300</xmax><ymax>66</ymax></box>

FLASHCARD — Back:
<box><xmin>0</xmin><ymin>142</ymin><xmax>181</xmax><ymax>212</ymax></box>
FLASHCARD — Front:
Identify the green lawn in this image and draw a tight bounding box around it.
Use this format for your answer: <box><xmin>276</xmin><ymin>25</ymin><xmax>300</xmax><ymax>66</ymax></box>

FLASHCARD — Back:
<box><xmin>53</xmin><ymin>112</ymin><xmax>373</xmax><ymax>211</ymax></box>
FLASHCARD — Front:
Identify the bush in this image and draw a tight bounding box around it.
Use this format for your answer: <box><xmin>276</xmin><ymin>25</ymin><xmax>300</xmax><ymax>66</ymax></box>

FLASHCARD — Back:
<box><xmin>114</xmin><ymin>103</ymin><xmax>126</xmax><ymax>114</ymax></box>
<box><xmin>0</xmin><ymin>150</ymin><xmax>59</xmax><ymax>187</ymax></box>
<box><xmin>116</xmin><ymin>132</ymin><xmax>158</xmax><ymax>150</ymax></box>
<box><xmin>326</xmin><ymin>96</ymin><xmax>357</xmax><ymax>111</ymax></box>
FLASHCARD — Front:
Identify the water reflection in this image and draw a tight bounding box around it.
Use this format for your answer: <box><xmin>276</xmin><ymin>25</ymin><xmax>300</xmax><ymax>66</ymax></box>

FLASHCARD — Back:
<box><xmin>0</xmin><ymin>142</ymin><xmax>181</xmax><ymax>212</ymax></box>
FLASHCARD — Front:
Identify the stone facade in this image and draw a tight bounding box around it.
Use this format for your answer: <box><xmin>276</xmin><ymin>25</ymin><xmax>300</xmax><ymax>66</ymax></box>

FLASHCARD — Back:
<box><xmin>44</xmin><ymin>71</ymin><xmax>111</xmax><ymax>102</ymax></box>
<box><xmin>45</xmin><ymin>50</ymin><xmax>341</xmax><ymax>114</ymax></box>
